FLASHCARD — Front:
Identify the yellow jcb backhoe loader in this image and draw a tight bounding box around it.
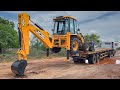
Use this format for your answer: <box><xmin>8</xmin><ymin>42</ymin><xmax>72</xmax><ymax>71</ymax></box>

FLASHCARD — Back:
<box><xmin>11</xmin><ymin>13</ymin><xmax>95</xmax><ymax>76</ymax></box>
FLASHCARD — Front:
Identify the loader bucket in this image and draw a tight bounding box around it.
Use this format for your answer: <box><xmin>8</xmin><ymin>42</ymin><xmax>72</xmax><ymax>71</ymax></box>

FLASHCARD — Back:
<box><xmin>11</xmin><ymin>60</ymin><xmax>27</xmax><ymax>76</ymax></box>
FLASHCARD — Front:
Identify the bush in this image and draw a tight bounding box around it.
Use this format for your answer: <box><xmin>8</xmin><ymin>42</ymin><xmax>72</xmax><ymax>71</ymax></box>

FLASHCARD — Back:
<box><xmin>29</xmin><ymin>46</ymin><xmax>66</xmax><ymax>59</ymax></box>
<box><xmin>116</xmin><ymin>47</ymin><xmax>120</xmax><ymax>50</ymax></box>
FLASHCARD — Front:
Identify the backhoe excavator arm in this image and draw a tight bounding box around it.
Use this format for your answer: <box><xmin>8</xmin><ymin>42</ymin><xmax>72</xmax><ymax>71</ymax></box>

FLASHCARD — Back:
<box><xmin>17</xmin><ymin>13</ymin><xmax>52</xmax><ymax>60</ymax></box>
<box><xmin>11</xmin><ymin>13</ymin><xmax>53</xmax><ymax>76</ymax></box>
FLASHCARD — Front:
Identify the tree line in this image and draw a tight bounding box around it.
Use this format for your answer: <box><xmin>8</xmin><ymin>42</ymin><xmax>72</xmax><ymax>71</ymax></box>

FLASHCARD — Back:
<box><xmin>0</xmin><ymin>17</ymin><xmax>18</xmax><ymax>53</ymax></box>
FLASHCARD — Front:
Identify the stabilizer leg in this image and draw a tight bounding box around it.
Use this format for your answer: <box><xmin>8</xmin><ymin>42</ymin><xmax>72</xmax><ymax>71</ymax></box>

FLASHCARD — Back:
<box><xmin>46</xmin><ymin>48</ymin><xmax>49</xmax><ymax>57</ymax></box>
<box><xmin>66</xmin><ymin>50</ymin><xmax>70</xmax><ymax>60</ymax></box>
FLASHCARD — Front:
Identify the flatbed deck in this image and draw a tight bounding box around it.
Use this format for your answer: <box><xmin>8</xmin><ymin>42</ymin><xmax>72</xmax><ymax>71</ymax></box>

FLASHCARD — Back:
<box><xmin>71</xmin><ymin>48</ymin><xmax>116</xmax><ymax>64</ymax></box>
<box><xmin>78</xmin><ymin>48</ymin><xmax>113</xmax><ymax>55</ymax></box>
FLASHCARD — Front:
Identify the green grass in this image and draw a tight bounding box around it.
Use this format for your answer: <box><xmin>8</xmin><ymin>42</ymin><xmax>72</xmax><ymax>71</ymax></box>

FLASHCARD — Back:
<box><xmin>0</xmin><ymin>48</ymin><xmax>66</xmax><ymax>63</ymax></box>
<box><xmin>0</xmin><ymin>53</ymin><xmax>17</xmax><ymax>62</ymax></box>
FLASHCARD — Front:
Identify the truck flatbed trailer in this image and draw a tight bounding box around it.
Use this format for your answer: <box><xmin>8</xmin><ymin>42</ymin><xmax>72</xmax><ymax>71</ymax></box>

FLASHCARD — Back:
<box><xmin>71</xmin><ymin>48</ymin><xmax>116</xmax><ymax>64</ymax></box>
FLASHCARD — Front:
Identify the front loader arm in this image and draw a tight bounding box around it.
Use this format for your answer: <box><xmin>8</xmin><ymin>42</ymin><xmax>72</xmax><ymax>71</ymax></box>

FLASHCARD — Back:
<box><xmin>11</xmin><ymin>13</ymin><xmax>53</xmax><ymax>76</ymax></box>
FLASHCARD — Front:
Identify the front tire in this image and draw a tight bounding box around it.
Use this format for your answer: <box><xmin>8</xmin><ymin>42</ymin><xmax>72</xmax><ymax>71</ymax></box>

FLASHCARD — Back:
<box><xmin>51</xmin><ymin>47</ymin><xmax>61</xmax><ymax>53</ymax></box>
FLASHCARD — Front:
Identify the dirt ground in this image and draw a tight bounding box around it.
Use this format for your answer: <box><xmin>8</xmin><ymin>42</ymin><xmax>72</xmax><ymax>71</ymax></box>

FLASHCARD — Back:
<box><xmin>0</xmin><ymin>50</ymin><xmax>120</xmax><ymax>79</ymax></box>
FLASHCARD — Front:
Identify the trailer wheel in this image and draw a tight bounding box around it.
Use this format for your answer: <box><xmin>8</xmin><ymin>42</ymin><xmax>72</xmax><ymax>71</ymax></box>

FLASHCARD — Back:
<box><xmin>74</xmin><ymin>60</ymin><xmax>81</xmax><ymax>64</ymax></box>
<box><xmin>111</xmin><ymin>51</ymin><xmax>113</xmax><ymax>57</ymax></box>
<box><xmin>74</xmin><ymin>60</ymin><xmax>85</xmax><ymax>64</ymax></box>
<box><xmin>108</xmin><ymin>51</ymin><xmax>112</xmax><ymax>58</ymax></box>
<box><xmin>73</xmin><ymin>56</ymin><xmax>85</xmax><ymax>64</ymax></box>
<box><xmin>88</xmin><ymin>54</ymin><xmax>96</xmax><ymax>64</ymax></box>
<box><xmin>113</xmin><ymin>51</ymin><xmax>115</xmax><ymax>56</ymax></box>
<box><xmin>79</xmin><ymin>59</ymin><xmax>85</xmax><ymax>63</ymax></box>
<box><xmin>96</xmin><ymin>54</ymin><xmax>100</xmax><ymax>63</ymax></box>
<box><xmin>73</xmin><ymin>56</ymin><xmax>79</xmax><ymax>64</ymax></box>
<box><xmin>111</xmin><ymin>51</ymin><xmax>115</xmax><ymax>57</ymax></box>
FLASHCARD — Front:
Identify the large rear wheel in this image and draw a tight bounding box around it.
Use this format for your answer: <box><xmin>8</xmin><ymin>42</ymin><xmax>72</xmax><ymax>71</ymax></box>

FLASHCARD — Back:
<box><xmin>70</xmin><ymin>37</ymin><xmax>80</xmax><ymax>54</ymax></box>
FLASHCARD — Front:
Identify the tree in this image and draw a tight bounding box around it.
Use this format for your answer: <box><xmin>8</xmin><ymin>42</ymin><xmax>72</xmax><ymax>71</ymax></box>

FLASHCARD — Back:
<box><xmin>0</xmin><ymin>17</ymin><xmax>15</xmax><ymax>28</ymax></box>
<box><xmin>30</xmin><ymin>35</ymin><xmax>46</xmax><ymax>51</ymax></box>
<box><xmin>0</xmin><ymin>17</ymin><xmax>18</xmax><ymax>53</ymax></box>
<box><xmin>84</xmin><ymin>33</ymin><xmax>100</xmax><ymax>46</ymax></box>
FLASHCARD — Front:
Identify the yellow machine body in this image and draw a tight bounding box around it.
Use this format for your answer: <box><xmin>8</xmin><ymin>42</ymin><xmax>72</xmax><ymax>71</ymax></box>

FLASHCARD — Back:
<box><xmin>11</xmin><ymin>13</ymin><xmax>86</xmax><ymax>76</ymax></box>
<box><xmin>17</xmin><ymin>13</ymin><xmax>85</xmax><ymax>61</ymax></box>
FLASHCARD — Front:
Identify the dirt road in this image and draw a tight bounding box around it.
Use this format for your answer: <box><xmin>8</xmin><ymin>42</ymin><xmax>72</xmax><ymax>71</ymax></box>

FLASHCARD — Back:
<box><xmin>0</xmin><ymin>51</ymin><xmax>120</xmax><ymax>79</ymax></box>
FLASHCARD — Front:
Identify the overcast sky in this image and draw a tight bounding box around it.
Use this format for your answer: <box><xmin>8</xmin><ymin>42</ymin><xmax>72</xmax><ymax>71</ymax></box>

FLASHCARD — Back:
<box><xmin>0</xmin><ymin>11</ymin><xmax>120</xmax><ymax>42</ymax></box>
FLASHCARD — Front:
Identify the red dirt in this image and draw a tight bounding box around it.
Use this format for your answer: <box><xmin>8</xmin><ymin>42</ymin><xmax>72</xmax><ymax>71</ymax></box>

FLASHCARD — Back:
<box><xmin>0</xmin><ymin>50</ymin><xmax>120</xmax><ymax>79</ymax></box>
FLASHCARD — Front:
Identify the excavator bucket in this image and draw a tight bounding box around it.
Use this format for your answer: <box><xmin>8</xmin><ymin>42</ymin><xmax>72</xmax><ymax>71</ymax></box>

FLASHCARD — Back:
<box><xmin>11</xmin><ymin>60</ymin><xmax>27</xmax><ymax>76</ymax></box>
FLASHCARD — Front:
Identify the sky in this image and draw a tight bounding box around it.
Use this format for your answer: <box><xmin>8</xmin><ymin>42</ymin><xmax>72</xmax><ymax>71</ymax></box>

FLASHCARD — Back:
<box><xmin>0</xmin><ymin>11</ymin><xmax>120</xmax><ymax>42</ymax></box>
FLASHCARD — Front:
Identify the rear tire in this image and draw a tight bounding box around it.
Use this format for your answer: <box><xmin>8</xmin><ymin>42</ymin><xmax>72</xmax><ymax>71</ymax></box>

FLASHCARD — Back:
<box><xmin>70</xmin><ymin>37</ymin><xmax>80</xmax><ymax>54</ymax></box>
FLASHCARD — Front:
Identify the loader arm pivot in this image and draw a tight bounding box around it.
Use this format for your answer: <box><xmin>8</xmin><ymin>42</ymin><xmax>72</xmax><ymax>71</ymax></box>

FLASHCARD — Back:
<box><xmin>11</xmin><ymin>13</ymin><xmax>53</xmax><ymax>76</ymax></box>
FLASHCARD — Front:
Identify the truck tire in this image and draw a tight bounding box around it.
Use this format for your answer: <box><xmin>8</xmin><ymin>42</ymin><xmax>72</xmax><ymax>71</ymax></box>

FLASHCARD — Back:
<box><xmin>79</xmin><ymin>59</ymin><xmax>85</xmax><ymax>63</ymax></box>
<box><xmin>96</xmin><ymin>53</ymin><xmax>100</xmax><ymax>63</ymax></box>
<box><xmin>108</xmin><ymin>51</ymin><xmax>112</xmax><ymax>58</ymax></box>
<box><xmin>70</xmin><ymin>37</ymin><xmax>80</xmax><ymax>54</ymax></box>
<box><xmin>113</xmin><ymin>51</ymin><xmax>115</xmax><ymax>56</ymax></box>
<box><xmin>74</xmin><ymin>61</ymin><xmax>80</xmax><ymax>64</ymax></box>
<box><xmin>88</xmin><ymin>54</ymin><xmax>96</xmax><ymax>64</ymax></box>
<box><xmin>73</xmin><ymin>56</ymin><xmax>85</xmax><ymax>64</ymax></box>
<box><xmin>73</xmin><ymin>56</ymin><xmax>79</xmax><ymax>63</ymax></box>
<box><xmin>74</xmin><ymin>59</ymin><xmax>85</xmax><ymax>64</ymax></box>
<box><xmin>111</xmin><ymin>50</ymin><xmax>115</xmax><ymax>57</ymax></box>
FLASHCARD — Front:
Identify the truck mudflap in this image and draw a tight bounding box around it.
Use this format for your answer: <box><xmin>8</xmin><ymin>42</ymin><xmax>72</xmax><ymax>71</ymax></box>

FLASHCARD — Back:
<box><xmin>11</xmin><ymin>60</ymin><xmax>27</xmax><ymax>76</ymax></box>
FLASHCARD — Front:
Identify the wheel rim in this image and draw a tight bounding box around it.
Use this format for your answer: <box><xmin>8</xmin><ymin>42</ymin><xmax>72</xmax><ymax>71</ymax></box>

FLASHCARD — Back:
<box><xmin>73</xmin><ymin>40</ymin><xmax>79</xmax><ymax>51</ymax></box>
